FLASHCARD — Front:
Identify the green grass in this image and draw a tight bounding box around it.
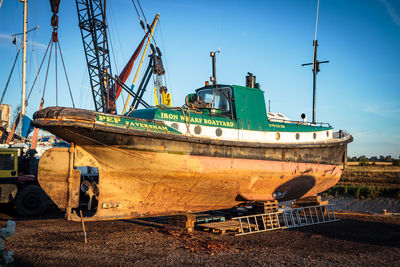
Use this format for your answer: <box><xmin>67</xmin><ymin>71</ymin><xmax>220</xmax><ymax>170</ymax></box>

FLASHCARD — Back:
<box><xmin>322</xmin><ymin>185</ymin><xmax>400</xmax><ymax>199</ymax></box>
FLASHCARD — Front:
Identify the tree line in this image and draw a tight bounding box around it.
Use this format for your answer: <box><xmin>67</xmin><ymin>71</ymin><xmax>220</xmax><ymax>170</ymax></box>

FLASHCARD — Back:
<box><xmin>347</xmin><ymin>155</ymin><xmax>400</xmax><ymax>166</ymax></box>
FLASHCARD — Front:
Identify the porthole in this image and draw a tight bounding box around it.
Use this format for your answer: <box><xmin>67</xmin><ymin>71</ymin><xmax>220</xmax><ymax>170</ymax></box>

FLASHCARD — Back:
<box><xmin>194</xmin><ymin>125</ymin><xmax>202</xmax><ymax>135</ymax></box>
<box><xmin>215</xmin><ymin>128</ymin><xmax>223</xmax><ymax>137</ymax></box>
<box><xmin>171</xmin><ymin>123</ymin><xmax>179</xmax><ymax>130</ymax></box>
<box><xmin>275</xmin><ymin>132</ymin><xmax>280</xmax><ymax>140</ymax></box>
<box><xmin>313</xmin><ymin>132</ymin><xmax>317</xmax><ymax>139</ymax></box>
<box><xmin>295</xmin><ymin>133</ymin><xmax>300</xmax><ymax>140</ymax></box>
<box><xmin>326</xmin><ymin>131</ymin><xmax>330</xmax><ymax>137</ymax></box>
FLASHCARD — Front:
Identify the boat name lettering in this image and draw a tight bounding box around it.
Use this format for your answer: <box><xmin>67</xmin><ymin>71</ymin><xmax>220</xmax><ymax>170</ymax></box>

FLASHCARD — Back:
<box><xmin>124</xmin><ymin>121</ymin><xmax>168</xmax><ymax>131</ymax></box>
<box><xmin>96</xmin><ymin>115</ymin><xmax>169</xmax><ymax>132</ymax></box>
<box><xmin>97</xmin><ymin>115</ymin><xmax>121</xmax><ymax>124</ymax></box>
<box><xmin>160</xmin><ymin>112</ymin><xmax>179</xmax><ymax>120</ymax></box>
<box><xmin>160</xmin><ymin>112</ymin><xmax>234</xmax><ymax>127</ymax></box>
<box><xmin>269</xmin><ymin>123</ymin><xmax>285</xmax><ymax>129</ymax></box>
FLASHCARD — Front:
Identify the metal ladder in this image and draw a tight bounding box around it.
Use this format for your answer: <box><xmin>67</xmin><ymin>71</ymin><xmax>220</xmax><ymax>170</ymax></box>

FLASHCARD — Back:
<box><xmin>233</xmin><ymin>204</ymin><xmax>339</xmax><ymax>236</ymax></box>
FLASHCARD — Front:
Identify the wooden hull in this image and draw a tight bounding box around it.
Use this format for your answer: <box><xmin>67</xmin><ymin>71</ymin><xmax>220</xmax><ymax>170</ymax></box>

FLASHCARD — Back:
<box><xmin>33</xmin><ymin>107</ymin><xmax>352</xmax><ymax>221</ymax></box>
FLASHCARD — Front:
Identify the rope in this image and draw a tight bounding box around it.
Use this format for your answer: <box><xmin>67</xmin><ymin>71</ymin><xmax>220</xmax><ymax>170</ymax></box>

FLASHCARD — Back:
<box><xmin>130</xmin><ymin>0</ymin><xmax>158</xmax><ymax>46</ymax></box>
<box><xmin>130</xmin><ymin>0</ymin><xmax>142</xmax><ymax>23</ymax></box>
<box><xmin>27</xmin><ymin>37</ymin><xmax>52</xmax><ymax>101</ymax></box>
<box><xmin>57</xmin><ymin>41</ymin><xmax>75</xmax><ymax>108</ymax></box>
<box><xmin>32</xmin><ymin>46</ymin><xmax>42</xmax><ymax>98</ymax></box>
<box><xmin>136</xmin><ymin>0</ymin><xmax>148</xmax><ymax>24</ymax></box>
<box><xmin>55</xmin><ymin>38</ymin><xmax>58</xmax><ymax>106</ymax></box>
<box><xmin>180</xmin><ymin>107</ymin><xmax>191</xmax><ymax>134</ymax></box>
<box><xmin>1</xmin><ymin>44</ymin><xmax>22</xmax><ymax>105</ymax></box>
<box><xmin>42</xmin><ymin>42</ymin><xmax>54</xmax><ymax>100</ymax></box>
<box><xmin>158</xmin><ymin>21</ymin><xmax>169</xmax><ymax>89</ymax></box>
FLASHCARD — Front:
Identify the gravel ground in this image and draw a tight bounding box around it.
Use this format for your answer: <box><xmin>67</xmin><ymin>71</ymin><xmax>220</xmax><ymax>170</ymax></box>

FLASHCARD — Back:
<box><xmin>1</xmin><ymin>208</ymin><xmax>399</xmax><ymax>266</ymax></box>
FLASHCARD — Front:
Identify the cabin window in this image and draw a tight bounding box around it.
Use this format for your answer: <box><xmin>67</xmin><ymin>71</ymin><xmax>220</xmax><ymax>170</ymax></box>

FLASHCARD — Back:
<box><xmin>295</xmin><ymin>133</ymin><xmax>300</xmax><ymax>140</ymax></box>
<box><xmin>194</xmin><ymin>125</ymin><xmax>202</xmax><ymax>134</ymax></box>
<box><xmin>275</xmin><ymin>132</ymin><xmax>280</xmax><ymax>140</ymax></box>
<box><xmin>171</xmin><ymin>123</ymin><xmax>179</xmax><ymax>130</ymax></box>
<box><xmin>197</xmin><ymin>87</ymin><xmax>231</xmax><ymax>114</ymax></box>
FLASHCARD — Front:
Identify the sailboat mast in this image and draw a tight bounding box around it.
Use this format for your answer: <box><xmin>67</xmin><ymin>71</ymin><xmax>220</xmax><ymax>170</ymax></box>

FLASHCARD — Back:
<box><xmin>21</xmin><ymin>0</ymin><xmax>28</xmax><ymax>117</ymax></box>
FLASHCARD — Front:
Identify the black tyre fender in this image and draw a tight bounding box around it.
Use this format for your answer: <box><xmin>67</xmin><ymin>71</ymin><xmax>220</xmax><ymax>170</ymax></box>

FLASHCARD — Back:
<box><xmin>14</xmin><ymin>184</ymin><xmax>48</xmax><ymax>216</ymax></box>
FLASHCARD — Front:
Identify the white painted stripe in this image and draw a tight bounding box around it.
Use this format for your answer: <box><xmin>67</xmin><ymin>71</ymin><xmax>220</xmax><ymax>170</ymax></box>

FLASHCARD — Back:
<box><xmin>160</xmin><ymin>120</ymin><xmax>334</xmax><ymax>144</ymax></box>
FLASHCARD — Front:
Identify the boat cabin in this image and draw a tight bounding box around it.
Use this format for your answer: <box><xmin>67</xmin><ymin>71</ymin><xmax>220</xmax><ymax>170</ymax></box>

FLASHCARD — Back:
<box><xmin>126</xmin><ymin>82</ymin><xmax>333</xmax><ymax>143</ymax></box>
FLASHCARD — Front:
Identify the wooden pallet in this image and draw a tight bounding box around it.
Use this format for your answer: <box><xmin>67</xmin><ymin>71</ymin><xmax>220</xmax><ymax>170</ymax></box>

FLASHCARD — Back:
<box><xmin>252</xmin><ymin>200</ymin><xmax>279</xmax><ymax>213</ymax></box>
<box><xmin>196</xmin><ymin>220</ymin><xmax>257</xmax><ymax>235</ymax></box>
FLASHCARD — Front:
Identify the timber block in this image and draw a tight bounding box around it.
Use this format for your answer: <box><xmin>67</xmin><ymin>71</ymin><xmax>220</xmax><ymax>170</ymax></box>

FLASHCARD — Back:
<box><xmin>168</xmin><ymin>214</ymin><xmax>196</xmax><ymax>231</ymax></box>
<box><xmin>292</xmin><ymin>195</ymin><xmax>328</xmax><ymax>208</ymax></box>
<box><xmin>252</xmin><ymin>200</ymin><xmax>279</xmax><ymax>214</ymax></box>
<box><xmin>296</xmin><ymin>196</ymin><xmax>322</xmax><ymax>203</ymax></box>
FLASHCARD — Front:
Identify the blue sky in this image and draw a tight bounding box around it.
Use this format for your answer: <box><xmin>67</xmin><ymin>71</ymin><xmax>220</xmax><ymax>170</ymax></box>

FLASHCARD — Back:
<box><xmin>0</xmin><ymin>0</ymin><xmax>399</xmax><ymax>157</ymax></box>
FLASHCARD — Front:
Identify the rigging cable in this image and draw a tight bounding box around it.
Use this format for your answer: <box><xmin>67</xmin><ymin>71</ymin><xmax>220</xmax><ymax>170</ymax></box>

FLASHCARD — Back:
<box><xmin>136</xmin><ymin>0</ymin><xmax>149</xmax><ymax>28</ymax></box>
<box><xmin>157</xmin><ymin>21</ymin><xmax>169</xmax><ymax>90</ymax></box>
<box><xmin>57</xmin><ymin>42</ymin><xmax>75</xmax><ymax>107</ymax></box>
<box><xmin>32</xmin><ymin>43</ymin><xmax>42</xmax><ymax>97</ymax></box>
<box><xmin>136</xmin><ymin>0</ymin><xmax>148</xmax><ymax>25</ymax></box>
<box><xmin>41</xmin><ymin>41</ymin><xmax>54</xmax><ymax>100</ymax></box>
<box><xmin>130</xmin><ymin>0</ymin><xmax>158</xmax><ymax>46</ymax></box>
<box><xmin>130</xmin><ymin>0</ymin><xmax>142</xmax><ymax>24</ymax></box>
<box><xmin>55</xmin><ymin>37</ymin><xmax>58</xmax><ymax>106</ymax></box>
<box><xmin>27</xmin><ymin>37</ymin><xmax>52</xmax><ymax>101</ymax></box>
<box><xmin>1</xmin><ymin>44</ymin><xmax>22</xmax><ymax>105</ymax></box>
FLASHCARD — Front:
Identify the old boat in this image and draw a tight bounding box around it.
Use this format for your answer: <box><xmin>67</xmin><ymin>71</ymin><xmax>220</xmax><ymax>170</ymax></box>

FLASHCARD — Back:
<box><xmin>32</xmin><ymin>73</ymin><xmax>352</xmax><ymax>221</ymax></box>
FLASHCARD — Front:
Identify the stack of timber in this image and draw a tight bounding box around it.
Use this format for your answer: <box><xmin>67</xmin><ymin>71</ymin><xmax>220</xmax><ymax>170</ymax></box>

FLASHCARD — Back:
<box><xmin>251</xmin><ymin>200</ymin><xmax>279</xmax><ymax>214</ymax></box>
<box><xmin>291</xmin><ymin>195</ymin><xmax>328</xmax><ymax>208</ymax></box>
<box><xmin>168</xmin><ymin>214</ymin><xmax>196</xmax><ymax>232</ymax></box>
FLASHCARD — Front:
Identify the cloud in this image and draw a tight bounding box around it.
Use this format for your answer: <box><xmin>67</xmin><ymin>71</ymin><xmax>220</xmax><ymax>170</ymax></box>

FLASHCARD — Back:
<box><xmin>361</xmin><ymin>104</ymin><xmax>400</xmax><ymax>115</ymax></box>
<box><xmin>0</xmin><ymin>33</ymin><xmax>47</xmax><ymax>49</ymax></box>
<box><xmin>378</xmin><ymin>0</ymin><xmax>400</xmax><ymax>27</ymax></box>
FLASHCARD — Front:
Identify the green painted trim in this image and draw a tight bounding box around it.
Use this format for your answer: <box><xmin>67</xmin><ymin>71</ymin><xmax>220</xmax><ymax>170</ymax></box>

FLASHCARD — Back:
<box><xmin>96</xmin><ymin>114</ymin><xmax>182</xmax><ymax>135</ymax></box>
<box><xmin>154</xmin><ymin>109</ymin><xmax>238</xmax><ymax>129</ymax></box>
<box><xmin>266</xmin><ymin>122</ymin><xmax>332</xmax><ymax>132</ymax></box>
<box><xmin>152</xmin><ymin>108</ymin><xmax>331</xmax><ymax>132</ymax></box>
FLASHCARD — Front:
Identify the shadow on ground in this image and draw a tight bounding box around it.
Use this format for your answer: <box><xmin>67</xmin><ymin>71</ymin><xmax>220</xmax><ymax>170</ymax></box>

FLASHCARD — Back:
<box><xmin>289</xmin><ymin>216</ymin><xmax>400</xmax><ymax>248</ymax></box>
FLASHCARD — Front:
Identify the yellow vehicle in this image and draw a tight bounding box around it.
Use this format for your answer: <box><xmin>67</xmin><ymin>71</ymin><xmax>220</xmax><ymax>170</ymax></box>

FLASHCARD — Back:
<box><xmin>0</xmin><ymin>148</ymin><xmax>48</xmax><ymax>216</ymax></box>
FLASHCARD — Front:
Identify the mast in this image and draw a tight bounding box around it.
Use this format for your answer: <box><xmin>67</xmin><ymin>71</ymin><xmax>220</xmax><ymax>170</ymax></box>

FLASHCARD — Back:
<box><xmin>210</xmin><ymin>52</ymin><xmax>216</xmax><ymax>86</ymax></box>
<box><xmin>312</xmin><ymin>40</ymin><xmax>318</xmax><ymax>124</ymax></box>
<box><xmin>302</xmin><ymin>0</ymin><xmax>328</xmax><ymax>124</ymax></box>
<box><xmin>21</xmin><ymin>0</ymin><xmax>28</xmax><ymax>117</ymax></box>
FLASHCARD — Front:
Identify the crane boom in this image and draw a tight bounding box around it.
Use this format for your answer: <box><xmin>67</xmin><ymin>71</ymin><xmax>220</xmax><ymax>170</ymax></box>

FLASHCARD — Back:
<box><xmin>76</xmin><ymin>0</ymin><xmax>115</xmax><ymax>113</ymax></box>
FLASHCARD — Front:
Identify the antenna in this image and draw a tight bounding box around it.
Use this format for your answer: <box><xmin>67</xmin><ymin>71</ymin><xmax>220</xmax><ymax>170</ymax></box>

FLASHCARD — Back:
<box><xmin>302</xmin><ymin>0</ymin><xmax>329</xmax><ymax>124</ymax></box>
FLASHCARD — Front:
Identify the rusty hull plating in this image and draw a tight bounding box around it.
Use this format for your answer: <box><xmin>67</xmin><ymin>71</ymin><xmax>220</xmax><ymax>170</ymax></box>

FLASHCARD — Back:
<box><xmin>33</xmin><ymin>107</ymin><xmax>352</xmax><ymax>221</ymax></box>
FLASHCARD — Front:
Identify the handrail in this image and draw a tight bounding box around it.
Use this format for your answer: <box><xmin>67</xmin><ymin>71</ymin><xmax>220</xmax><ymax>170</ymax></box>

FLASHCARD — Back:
<box><xmin>268</xmin><ymin>118</ymin><xmax>331</xmax><ymax>128</ymax></box>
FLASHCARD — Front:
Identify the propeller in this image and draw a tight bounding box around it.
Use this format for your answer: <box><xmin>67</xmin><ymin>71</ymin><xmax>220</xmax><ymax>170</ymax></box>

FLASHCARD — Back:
<box><xmin>80</xmin><ymin>181</ymin><xmax>100</xmax><ymax>210</ymax></box>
